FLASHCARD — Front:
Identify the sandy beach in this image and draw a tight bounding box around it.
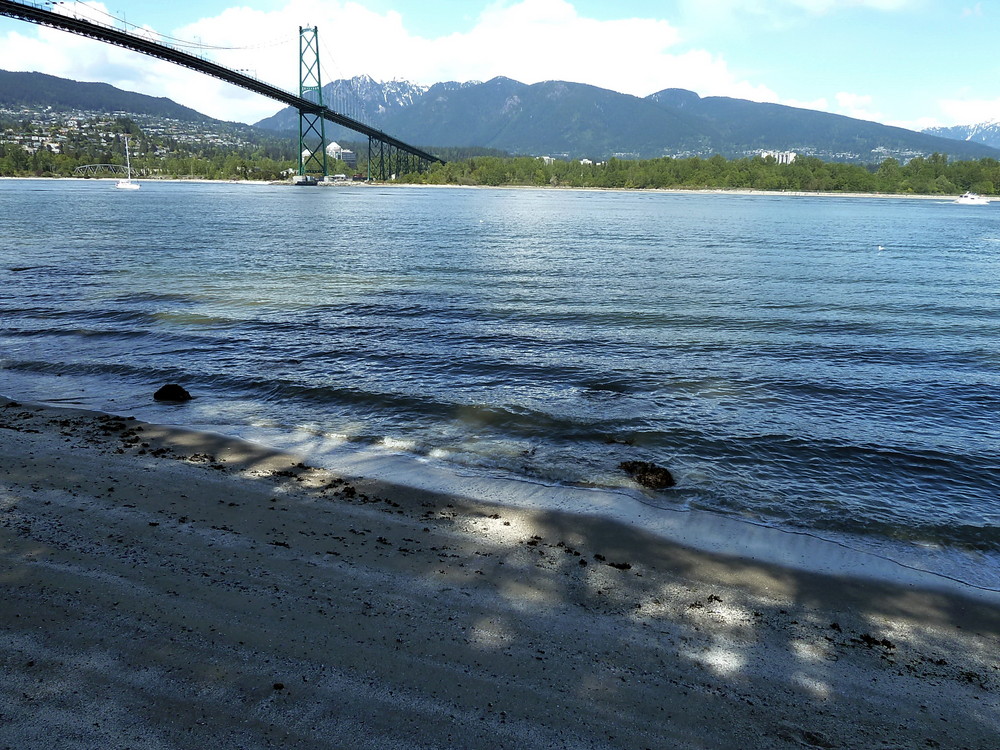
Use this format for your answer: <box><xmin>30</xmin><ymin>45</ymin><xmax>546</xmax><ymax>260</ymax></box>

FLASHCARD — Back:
<box><xmin>1</xmin><ymin>395</ymin><xmax>997</xmax><ymax>749</ymax></box>
<box><xmin>372</xmin><ymin>182</ymin><xmax>957</xmax><ymax>201</ymax></box>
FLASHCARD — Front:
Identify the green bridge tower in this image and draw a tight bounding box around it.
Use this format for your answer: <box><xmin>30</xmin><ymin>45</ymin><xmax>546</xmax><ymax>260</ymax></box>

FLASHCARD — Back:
<box><xmin>298</xmin><ymin>26</ymin><xmax>328</xmax><ymax>179</ymax></box>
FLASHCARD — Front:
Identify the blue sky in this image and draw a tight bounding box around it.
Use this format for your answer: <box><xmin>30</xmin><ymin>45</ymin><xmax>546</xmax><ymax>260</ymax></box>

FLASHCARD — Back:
<box><xmin>1</xmin><ymin>1</ymin><xmax>997</xmax><ymax>129</ymax></box>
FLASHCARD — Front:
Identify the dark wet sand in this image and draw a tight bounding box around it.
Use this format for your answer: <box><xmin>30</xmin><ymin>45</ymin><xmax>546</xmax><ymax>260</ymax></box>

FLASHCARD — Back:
<box><xmin>1</xmin><ymin>397</ymin><xmax>997</xmax><ymax>749</ymax></box>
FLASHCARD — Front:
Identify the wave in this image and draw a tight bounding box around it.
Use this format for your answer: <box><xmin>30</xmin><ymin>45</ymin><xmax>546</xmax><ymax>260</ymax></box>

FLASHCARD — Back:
<box><xmin>3</xmin><ymin>181</ymin><xmax>999</xmax><ymax>573</ymax></box>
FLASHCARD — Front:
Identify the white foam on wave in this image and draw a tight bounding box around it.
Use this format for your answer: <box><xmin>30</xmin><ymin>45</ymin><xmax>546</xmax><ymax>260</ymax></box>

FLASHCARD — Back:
<box><xmin>224</xmin><ymin>424</ymin><xmax>1000</xmax><ymax>603</ymax></box>
<box><xmin>3</xmin><ymin>368</ymin><xmax>997</xmax><ymax>601</ymax></box>
<box><xmin>378</xmin><ymin>436</ymin><xmax>418</xmax><ymax>451</ymax></box>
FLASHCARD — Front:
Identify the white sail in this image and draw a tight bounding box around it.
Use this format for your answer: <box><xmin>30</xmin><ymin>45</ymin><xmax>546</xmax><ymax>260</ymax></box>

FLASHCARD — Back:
<box><xmin>115</xmin><ymin>135</ymin><xmax>140</xmax><ymax>190</ymax></box>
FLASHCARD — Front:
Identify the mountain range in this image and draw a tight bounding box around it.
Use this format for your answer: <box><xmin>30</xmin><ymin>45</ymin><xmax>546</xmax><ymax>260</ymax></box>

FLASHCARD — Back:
<box><xmin>0</xmin><ymin>69</ymin><xmax>294</xmax><ymax>161</ymax></box>
<box><xmin>256</xmin><ymin>74</ymin><xmax>1000</xmax><ymax>163</ymax></box>
<box><xmin>922</xmin><ymin>121</ymin><xmax>1000</xmax><ymax>151</ymax></box>
<box><xmin>0</xmin><ymin>69</ymin><xmax>213</xmax><ymax>123</ymax></box>
<box><xmin>3</xmin><ymin>68</ymin><xmax>998</xmax><ymax>164</ymax></box>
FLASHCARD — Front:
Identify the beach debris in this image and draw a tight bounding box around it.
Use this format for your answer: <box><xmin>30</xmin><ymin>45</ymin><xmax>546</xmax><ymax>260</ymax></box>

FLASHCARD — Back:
<box><xmin>958</xmin><ymin>670</ymin><xmax>988</xmax><ymax>689</ymax></box>
<box><xmin>619</xmin><ymin>460</ymin><xmax>676</xmax><ymax>489</ymax></box>
<box><xmin>855</xmin><ymin>633</ymin><xmax>896</xmax><ymax>650</ymax></box>
<box><xmin>153</xmin><ymin>383</ymin><xmax>193</xmax><ymax>402</ymax></box>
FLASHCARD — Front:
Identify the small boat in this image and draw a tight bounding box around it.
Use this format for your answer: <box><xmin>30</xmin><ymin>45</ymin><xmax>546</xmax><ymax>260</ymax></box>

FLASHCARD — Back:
<box><xmin>115</xmin><ymin>136</ymin><xmax>140</xmax><ymax>190</ymax></box>
<box><xmin>954</xmin><ymin>191</ymin><xmax>988</xmax><ymax>205</ymax></box>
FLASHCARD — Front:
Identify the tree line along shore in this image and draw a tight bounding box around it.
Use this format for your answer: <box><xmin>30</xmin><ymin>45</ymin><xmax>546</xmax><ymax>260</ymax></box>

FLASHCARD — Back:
<box><xmin>397</xmin><ymin>152</ymin><xmax>1000</xmax><ymax>196</ymax></box>
<box><xmin>4</xmin><ymin>133</ymin><xmax>1000</xmax><ymax>196</ymax></box>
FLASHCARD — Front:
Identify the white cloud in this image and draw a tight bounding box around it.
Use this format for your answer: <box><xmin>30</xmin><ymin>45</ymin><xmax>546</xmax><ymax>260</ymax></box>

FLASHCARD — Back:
<box><xmin>878</xmin><ymin>96</ymin><xmax>1000</xmax><ymax>132</ymax></box>
<box><xmin>890</xmin><ymin>115</ymin><xmax>944</xmax><ymax>132</ymax></box>
<box><xmin>783</xmin><ymin>96</ymin><xmax>831</xmax><ymax>111</ymax></box>
<box><xmin>0</xmin><ymin>0</ymin><xmax>786</xmax><ymax>123</ymax></box>
<box><xmin>0</xmin><ymin>2</ymin><xmax>275</xmax><ymax>122</ymax></box>
<box><xmin>683</xmin><ymin>0</ymin><xmax>915</xmax><ymax>16</ymax></box>
<box><xmin>937</xmin><ymin>97</ymin><xmax>1000</xmax><ymax>127</ymax></box>
<box><xmin>677</xmin><ymin>0</ymin><xmax>916</xmax><ymax>34</ymax></box>
<box><xmin>788</xmin><ymin>0</ymin><xmax>915</xmax><ymax>10</ymax></box>
<box><xmin>833</xmin><ymin>91</ymin><xmax>885</xmax><ymax>122</ymax></box>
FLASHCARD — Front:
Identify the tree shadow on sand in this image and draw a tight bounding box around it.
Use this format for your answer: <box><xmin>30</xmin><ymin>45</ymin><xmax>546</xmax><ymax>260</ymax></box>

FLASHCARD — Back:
<box><xmin>1</xmin><ymin>401</ymin><xmax>997</xmax><ymax>749</ymax></box>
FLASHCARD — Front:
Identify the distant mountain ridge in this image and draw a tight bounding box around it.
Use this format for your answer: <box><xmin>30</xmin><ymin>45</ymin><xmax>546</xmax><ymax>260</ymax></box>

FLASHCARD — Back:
<box><xmin>642</xmin><ymin>88</ymin><xmax>987</xmax><ymax>162</ymax></box>
<box><xmin>256</xmin><ymin>75</ymin><xmax>1000</xmax><ymax>163</ymax></box>
<box><xmin>4</xmin><ymin>68</ymin><xmax>997</xmax><ymax>164</ymax></box>
<box><xmin>923</xmin><ymin>121</ymin><xmax>1000</xmax><ymax>151</ymax></box>
<box><xmin>0</xmin><ymin>69</ymin><xmax>298</xmax><ymax>164</ymax></box>
<box><xmin>0</xmin><ymin>69</ymin><xmax>214</xmax><ymax>123</ymax></box>
<box><xmin>256</xmin><ymin>75</ymin><xmax>458</xmax><ymax>136</ymax></box>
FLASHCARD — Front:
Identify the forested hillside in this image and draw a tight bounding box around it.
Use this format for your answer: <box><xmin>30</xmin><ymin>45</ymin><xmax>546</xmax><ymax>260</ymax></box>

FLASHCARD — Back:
<box><xmin>0</xmin><ymin>70</ymin><xmax>211</xmax><ymax>122</ymax></box>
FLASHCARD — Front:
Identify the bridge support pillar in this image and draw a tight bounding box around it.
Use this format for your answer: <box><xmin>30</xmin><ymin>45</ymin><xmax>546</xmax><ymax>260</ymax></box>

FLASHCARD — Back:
<box><xmin>298</xmin><ymin>26</ymin><xmax>327</xmax><ymax>178</ymax></box>
<box><xmin>368</xmin><ymin>137</ymin><xmax>385</xmax><ymax>181</ymax></box>
<box><xmin>367</xmin><ymin>137</ymin><xmax>419</xmax><ymax>181</ymax></box>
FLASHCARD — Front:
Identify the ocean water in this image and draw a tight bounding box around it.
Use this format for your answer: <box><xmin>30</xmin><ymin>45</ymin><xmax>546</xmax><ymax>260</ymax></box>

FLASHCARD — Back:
<box><xmin>2</xmin><ymin>179</ymin><xmax>999</xmax><ymax>587</ymax></box>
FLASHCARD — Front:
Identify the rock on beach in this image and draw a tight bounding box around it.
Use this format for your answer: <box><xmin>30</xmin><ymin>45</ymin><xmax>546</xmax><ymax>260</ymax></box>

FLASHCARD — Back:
<box><xmin>619</xmin><ymin>460</ymin><xmax>676</xmax><ymax>489</ymax></box>
<box><xmin>153</xmin><ymin>384</ymin><xmax>193</xmax><ymax>402</ymax></box>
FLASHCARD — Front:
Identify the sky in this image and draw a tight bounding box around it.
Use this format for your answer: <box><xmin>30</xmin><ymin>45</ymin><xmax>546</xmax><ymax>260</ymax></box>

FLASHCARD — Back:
<box><xmin>1</xmin><ymin>0</ymin><xmax>998</xmax><ymax>130</ymax></box>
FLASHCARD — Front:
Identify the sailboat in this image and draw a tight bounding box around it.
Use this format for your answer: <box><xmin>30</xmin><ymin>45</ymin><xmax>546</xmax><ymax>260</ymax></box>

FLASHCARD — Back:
<box><xmin>115</xmin><ymin>135</ymin><xmax>140</xmax><ymax>190</ymax></box>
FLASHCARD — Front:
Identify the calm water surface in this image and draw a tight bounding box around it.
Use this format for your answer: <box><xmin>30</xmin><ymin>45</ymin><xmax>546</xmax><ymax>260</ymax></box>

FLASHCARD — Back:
<box><xmin>2</xmin><ymin>179</ymin><xmax>998</xmax><ymax>586</ymax></box>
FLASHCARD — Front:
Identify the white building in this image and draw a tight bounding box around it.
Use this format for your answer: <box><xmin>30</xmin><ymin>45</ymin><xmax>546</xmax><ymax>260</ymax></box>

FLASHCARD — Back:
<box><xmin>326</xmin><ymin>141</ymin><xmax>357</xmax><ymax>169</ymax></box>
<box><xmin>760</xmin><ymin>150</ymin><xmax>797</xmax><ymax>165</ymax></box>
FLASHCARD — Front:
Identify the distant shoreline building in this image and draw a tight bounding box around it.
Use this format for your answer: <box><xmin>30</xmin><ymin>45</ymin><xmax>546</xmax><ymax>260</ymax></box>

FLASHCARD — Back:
<box><xmin>325</xmin><ymin>141</ymin><xmax>357</xmax><ymax>169</ymax></box>
<box><xmin>760</xmin><ymin>150</ymin><xmax>797</xmax><ymax>165</ymax></box>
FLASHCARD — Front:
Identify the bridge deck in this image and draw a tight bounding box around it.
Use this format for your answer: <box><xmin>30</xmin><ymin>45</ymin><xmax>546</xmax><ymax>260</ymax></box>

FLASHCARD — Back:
<box><xmin>0</xmin><ymin>0</ymin><xmax>441</xmax><ymax>164</ymax></box>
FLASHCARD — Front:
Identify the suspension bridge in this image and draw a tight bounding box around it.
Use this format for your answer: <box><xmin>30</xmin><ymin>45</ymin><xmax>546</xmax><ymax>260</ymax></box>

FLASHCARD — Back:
<box><xmin>0</xmin><ymin>0</ymin><xmax>444</xmax><ymax>180</ymax></box>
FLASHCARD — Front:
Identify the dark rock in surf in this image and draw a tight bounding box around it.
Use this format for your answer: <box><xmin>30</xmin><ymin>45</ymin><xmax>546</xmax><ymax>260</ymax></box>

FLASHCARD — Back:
<box><xmin>153</xmin><ymin>384</ymin><xmax>193</xmax><ymax>402</ymax></box>
<box><xmin>619</xmin><ymin>460</ymin><xmax>675</xmax><ymax>489</ymax></box>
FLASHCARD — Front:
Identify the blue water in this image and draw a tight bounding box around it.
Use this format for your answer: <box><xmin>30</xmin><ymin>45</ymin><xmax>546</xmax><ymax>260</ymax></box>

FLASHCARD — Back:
<box><xmin>2</xmin><ymin>179</ymin><xmax>999</xmax><ymax>585</ymax></box>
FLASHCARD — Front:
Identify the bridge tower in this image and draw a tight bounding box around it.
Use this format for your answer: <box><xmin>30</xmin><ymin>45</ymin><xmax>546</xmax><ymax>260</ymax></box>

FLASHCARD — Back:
<box><xmin>298</xmin><ymin>26</ymin><xmax>328</xmax><ymax>179</ymax></box>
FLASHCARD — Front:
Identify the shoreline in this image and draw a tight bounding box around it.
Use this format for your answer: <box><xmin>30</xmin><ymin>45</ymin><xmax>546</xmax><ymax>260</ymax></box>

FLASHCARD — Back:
<box><xmin>0</xmin><ymin>174</ymin><xmax>967</xmax><ymax>200</ymax></box>
<box><xmin>276</xmin><ymin>427</ymin><xmax>1000</xmax><ymax>602</ymax></box>
<box><xmin>2</xmin><ymin>395</ymin><xmax>998</xmax><ymax>747</ymax></box>
<box><xmin>372</xmin><ymin>181</ymin><xmax>957</xmax><ymax>201</ymax></box>
<box><xmin>0</xmin><ymin>175</ymin><xmax>275</xmax><ymax>186</ymax></box>
<box><xmin>6</xmin><ymin>389</ymin><xmax>996</xmax><ymax>599</ymax></box>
